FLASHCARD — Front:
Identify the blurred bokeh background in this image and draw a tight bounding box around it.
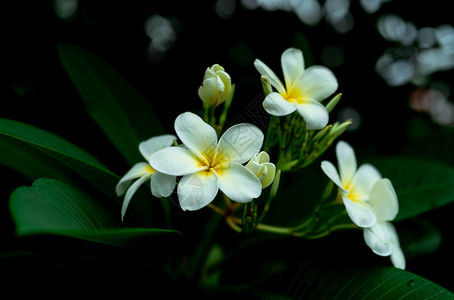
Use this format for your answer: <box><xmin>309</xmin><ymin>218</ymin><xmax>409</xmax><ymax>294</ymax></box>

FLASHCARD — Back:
<box><xmin>3</xmin><ymin>0</ymin><xmax>454</xmax><ymax>291</ymax></box>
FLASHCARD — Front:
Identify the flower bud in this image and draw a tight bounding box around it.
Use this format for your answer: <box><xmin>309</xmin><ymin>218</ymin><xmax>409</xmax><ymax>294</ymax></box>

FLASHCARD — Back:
<box><xmin>245</xmin><ymin>151</ymin><xmax>276</xmax><ymax>189</ymax></box>
<box><xmin>198</xmin><ymin>64</ymin><xmax>232</xmax><ymax>107</ymax></box>
<box><xmin>260</xmin><ymin>75</ymin><xmax>273</xmax><ymax>95</ymax></box>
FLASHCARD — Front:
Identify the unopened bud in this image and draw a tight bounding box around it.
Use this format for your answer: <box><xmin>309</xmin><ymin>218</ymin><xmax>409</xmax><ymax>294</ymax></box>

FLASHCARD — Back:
<box><xmin>198</xmin><ymin>64</ymin><xmax>232</xmax><ymax>107</ymax></box>
<box><xmin>261</xmin><ymin>75</ymin><xmax>273</xmax><ymax>95</ymax></box>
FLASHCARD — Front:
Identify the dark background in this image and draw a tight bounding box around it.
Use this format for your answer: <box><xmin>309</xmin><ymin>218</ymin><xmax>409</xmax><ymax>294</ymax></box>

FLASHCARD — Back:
<box><xmin>2</xmin><ymin>0</ymin><xmax>454</xmax><ymax>293</ymax></box>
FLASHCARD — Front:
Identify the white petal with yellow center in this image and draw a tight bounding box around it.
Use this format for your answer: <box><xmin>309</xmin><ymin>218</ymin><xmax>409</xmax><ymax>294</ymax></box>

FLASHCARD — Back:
<box><xmin>263</xmin><ymin>92</ymin><xmax>298</xmax><ymax>116</ymax></box>
<box><xmin>342</xmin><ymin>195</ymin><xmax>377</xmax><ymax>228</ymax></box>
<box><xmin>217</xmin><ymin>162</ymin><xmax>262</xmax><ymax>203</ymax></box>
<box><xmin>149</xmin><ymin>146</ymin><xmax>208</xmax><ymax>176</ymax></box>
<box><xmin>215</xmin><ymin>123</ymin><xmax>264</xmax><ymax>164</ymax></box>
<box><xmin>116</xmin><ymin>162</ymin><xmax>154</xmax><ymax>196</ymax></box>
<box><xmin>293</xmin><ymin>66</ymin><xmax>338</xmax><ymax>102</ymax></box>
<box><xmin>174</xmin><ymin>112</ymin><xmax>217</xmax><ymax>164</ymax></box>
<box><xmin>348</xmin><ymin>164</ymin><xmax>381</xmax><ymax>202</ymax></box>
<box><xmin>178</xmin><ymin>169</ymin><xmax>219</xmax><ymax>211</ymax></box>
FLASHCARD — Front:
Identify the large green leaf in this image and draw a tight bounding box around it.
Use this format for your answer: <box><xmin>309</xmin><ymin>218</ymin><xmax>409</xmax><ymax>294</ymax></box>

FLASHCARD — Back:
<box><xmin>372</xmin><ymin>156</ymin><xmax>454</xmax><ymax>221</ymax></box>
<box><xmin>261</xmin><ymin>262</ymin><xmax>453</xmax><ymax>299</ymax></box>
<box><xmin>0</xmin><ymin>117</ymin><xmax>118</xmax><ymax>198</ymax></box>
<box><xmin>57</xmin><ymin>43</ymin><xmax>167</xmax><ymax>165</ymax></box>
<box><xmin>9</xmin><ymin>178</ymin><xmax>180</xmax><ymax>248</ymax></box>
<box><xmin>401</xmin><ymin>127</ymin><xmax>454</xmax><ymax>165</ymax></box>
<box><xmin>0</xmin><ymin>117</ymin><xmax>159</xmax><ymax>226</ymax></box>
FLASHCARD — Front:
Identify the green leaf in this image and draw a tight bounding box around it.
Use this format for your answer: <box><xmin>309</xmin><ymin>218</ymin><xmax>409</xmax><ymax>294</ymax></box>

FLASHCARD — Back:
<box><xmin>57</xmin><ymin>43</ymin><xmax>167</xmax><ymax>165</ymax></box>
<box><xmin>267</xmin><ymin>262</ymin><xmax>453</xmax><ymax>299</ymax></box>
<box><xmin>372</xmin><ymin>156</ymin><xmax>454</xmax><ymax>221</ymax></box>
<box><xmin>0</xmin><ymin>117</ymin><xmax>118</xmax><ymax>198</ymax></box>
<box><xmin>399</xmin><ymin>218</ymin><xmax>442</xmax><ymax>259</ymax></box>
<box><xmin>9</xmin><ymin>178</ymin><xmax>180</xmax><ymax>248</ymax></box>
<box><xmin>401</xmin><ymin>126</ymin><xmax>454</xmax><ymax>165</ymax></box>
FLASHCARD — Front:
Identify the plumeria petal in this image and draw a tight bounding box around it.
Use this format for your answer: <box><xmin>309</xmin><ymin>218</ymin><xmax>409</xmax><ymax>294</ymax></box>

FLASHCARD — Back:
<box><xmin>121</xmin><ymin>174</ymin><xmax>151</xmax><ymax>221</ymax></box>
<box><xmin>342</xmin><ymin>195</ymin><xmax>377</xmax><ymax>228</ymax></box>
<box><xmin>321</xmin><ymin>161</ymin><xmax>347</xmax><ymax>192</ymax></box>
<box><xmin>174</xmin><ymin>112</ymin><xmax>217</xmax><ymax>163</ymax></box>
<box><xmin>254</xmin><ymin>59</ymin><xmax>286</xmax><ymax>95</ymax></box>
<box><xmin>281</xmin><ymin>48</ymin><xmax>305</xmax><ymax>88</ymax></box>
<box><xmin>245</xmin><ymin>160</ymin><xmax>265</xmax><ymax>177</ymax></box>
<box><xmin>263</xmin><ymin>92</ymin><xmax>298</xmax><ymax>116</ymax></box>
<box><xmin>261</xmin><ymin>162</ymin><xmax>276</xmax><ymax>189</ymax></box>
<box><xmin>368</xmin><ymin>178</ymin><xmax>399</xmax><ymax>221</ymax></box>
<box><xmin>386</xmin><ymin>222</ymin><xmax>406</xmax><ymax>270</ymax></box>
<box><xmin>294</xmin><ymin>66</ymin><xmax>338</xmax><ymax>101</ymax></box>
<box><xmin>178</xmin><ymin>169</ymin><xmax>219</xmax><ymax>211</ymax></box>
<box><xmin>296</xmin><ymin>99</ymin><xmax>329</xmax><ymax>130</ymax></box>
<box><xmin>350</xmin><ymin>164</ymin><xmax>382</xmax><ymax>201</ymax></box>
<box><xmin>215</xmin><ymin>123</ymin><xmax>264</xmax><ymax>164</ymax></box>
<box><xmin>216</xmin><ymin>70</ymin><xmax>232</xmax><ymax>103</ymax></box>
<box><xmin>336</xmin><ymin>141</ymin><xmax>357</xmax><ymax>185</ymax></box>
<box><xmin>149</xmin><ymin>146</ymin><xmax>207</xmax><ymax>176</ymax></box>
<box><xmin>139</xmin><ymin>134</ymin><xmax>176</xmax><ymax>160</ymax></box>
<box><xmin>256</xmin><ymin>151</ymin><xmax>270</xmax><ymax>164</ymax></box>
<box><xmin>390</xmin><ymin>246</ymin><xmax>406</xmax><ymax>270</ymax></box>
<box><xmin>116</xmin><ymin>162</ymin><xmax>153</xmax><ymax>196</ymax></box>
<box><xmin>363</xmin><ymin>222</ymin><xmax>393</xmax><ymax>256</ymax></box>
<box><xmin>198</xmin><ymin>77</ymin><xmax>223</xmax><ymax>107</ymax></box>
<box><xmin>217</xmin><ymin>162</ymin><xmax>262</xmax><ymax>203</ymax></box>
<box><xmin>150</xmin><ymin>171</ymin><xmax>176</xmax><ymax>198</ymax></box>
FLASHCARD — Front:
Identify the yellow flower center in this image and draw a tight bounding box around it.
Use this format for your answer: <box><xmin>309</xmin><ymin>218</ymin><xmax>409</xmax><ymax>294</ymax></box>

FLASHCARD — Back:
<box><xmin>282</xmin><ymin>86</ymin><xmax>305</xmax><ymax>105</ymax></box>
<box><xmin>146</xmin><ymin>164</ymin><xmax>157</xmax><ymax>175</ymax></box>
<box><xmin>198</xmin><ymin>147</ymin><xmax>229</xmax><ymax>176</ymax></box>
<box><xmin>343</xmin><ymin>181</ymin><xmax>361</xmax><ymax>203</ymax></box>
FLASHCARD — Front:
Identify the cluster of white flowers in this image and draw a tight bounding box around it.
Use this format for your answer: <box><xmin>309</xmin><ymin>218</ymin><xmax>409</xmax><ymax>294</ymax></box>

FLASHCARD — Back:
<box><xmin>321</xmin><ymin>141</ymin><xmax>405</xmax><ymax>269</ymax></box>
<box><xmin>116</xmin><ymin>112</ymin><xmax>274</xmax><ymax>214</ymax></box>
<box><xmin>116</xmin><ymin>47</ymin><xmax>405</xmax><ymax>270</ymax></box>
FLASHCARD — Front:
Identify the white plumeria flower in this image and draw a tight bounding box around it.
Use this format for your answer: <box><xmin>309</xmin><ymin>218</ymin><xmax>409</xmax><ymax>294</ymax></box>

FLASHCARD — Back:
<box><xmin>245</xmin><ymin>151</ymin><xmax>276</xmax><ymax>189</ymax></box>
<box><xmin>198</xmin><ymin>64</ymin><xmax>232</xmax><ymax>107</ymax></box>
<box><xmin>254</xmin><ymin>47</ymin><xmax>338</xmax><ymax>130</ymax></box>
<box><xmin>320</xmin><ymin>140</ymin><xmax>381</xmax><ymax>228</ymax></box>
<box><xmin>116</xmin><ymin>135</ymin><xmax>177</xmax><ymax>220</ymax></box>
<box><xmin>363</xmin><ymin>179</ymin><xmax>406</xmax><ymax>269</ymax></box>
<box><xmin>149</xmin><ymin>112</ymin><xmax>264</xmax><ymax>211</ymax></box>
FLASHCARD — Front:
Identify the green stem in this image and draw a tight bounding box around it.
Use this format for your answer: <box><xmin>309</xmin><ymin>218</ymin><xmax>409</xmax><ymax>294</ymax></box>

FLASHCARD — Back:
<box><xmin>218</xmin><ymin>84</ymin><xmax>235</xmax><ymax>132</ymax></box>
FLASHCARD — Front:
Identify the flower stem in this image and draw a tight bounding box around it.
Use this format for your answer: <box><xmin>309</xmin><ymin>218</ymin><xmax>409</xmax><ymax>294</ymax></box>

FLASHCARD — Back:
<box><xmin>218</xmin><ymin>84</ymin><xmax>235</xmax><ymax>132</ymax></box>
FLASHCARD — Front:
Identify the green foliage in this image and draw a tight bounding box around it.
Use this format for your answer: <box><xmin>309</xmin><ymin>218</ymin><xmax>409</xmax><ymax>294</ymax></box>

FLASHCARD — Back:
<box><xmin>372</xmin><ymin>156</ymin><xmax>454</xmax><ymax>221</ymax></box>
<box><xmin>257</xmin><ymin>262</ymin><xmax>453</xmax><ymax>299</ymax></box>
<box><xmin>57</xmin><ymin>44</ymin><xmax>167</xmax><ymax>165</ymax></box>
<box><xmin>0</xmin><ymin>117</ymin><xmax>118</xmax><ymax>198</ymax></box>
<box><xmin>3</xmin><ymin>43</ymin><xmax>453</xmax><ymax>297</ymax></box>
<box><xmin>9</xmin><ymin>178</ymin><xmax>180</xmax><ymax>248</ymax></box>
